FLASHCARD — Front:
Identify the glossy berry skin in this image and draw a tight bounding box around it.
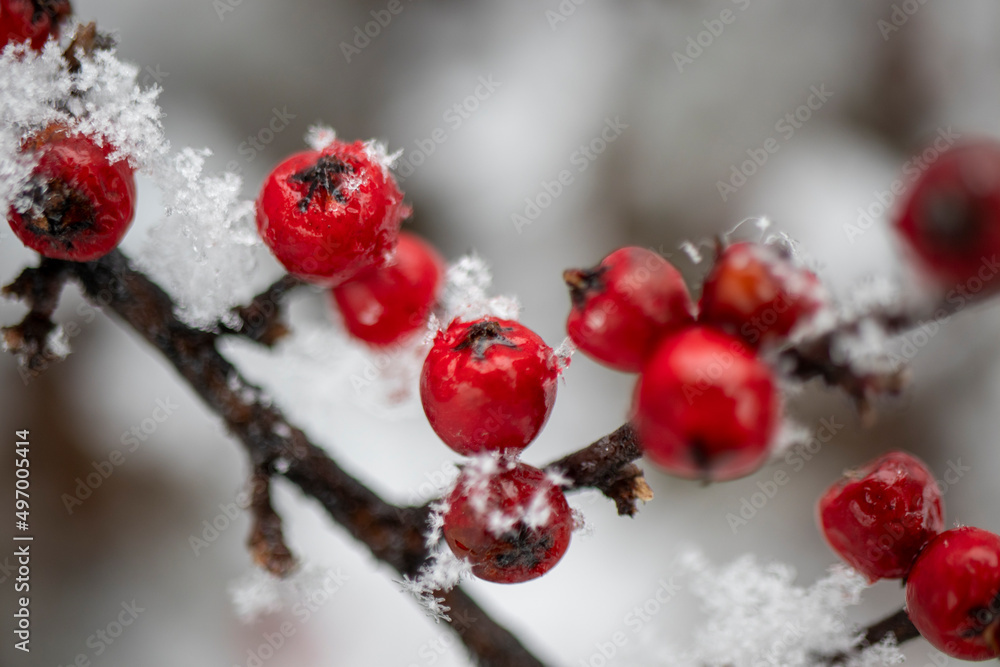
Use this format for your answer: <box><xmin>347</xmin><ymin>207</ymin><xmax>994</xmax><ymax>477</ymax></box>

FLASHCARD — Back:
<box><xmin>331</xmin><ymin>232</ymin><xmax>444</xmax><ymax>346</ymax></box>
<box><xmin>817</xmin><ymin>451</ymin><xmax>944</xmax><ymax>583</ymax></box>
<box><xmin>0</xmin><ymin>0</ymin><xmax>71</xmax><ymax>51</ymax></box>
<box><xmin>420</xmin><ymin>318</ymin><xmax>558</xmax><ymax>456</ymax></box>
<box><xmin>631</xmin><ymin>326</ymin><xmax>779</xmax><ymax>482</ymax></box>
<box><xmin>7</xmin><ymin>125</ymin><xmax>136</xmax><ymax>262</ymax></box>
<box><xmin>255</xmin><ymin>140</ymin><xmax>408</xmax><ymax>286</ymax></box>
<box><xmin>443</xmin><ymin>462</ymin><xmax>572</xmax><ymax>583</ymax></box>
<box><xmin>699</xmin><ymin>241</ymin><xmax>825</xmax><ymax>348</ymax></box>
<box><xmin>895</xmin><ymin>141</ymin><xmax>1000</xmax><ymax>286</ymax></box>
<box><xmin>564</xmin><ymin>246</ymin><xmax>695</xmax><ymax>373</ymax></box>
<box><xmin>906</xmin><ymin>527</ymin><xmax>1000</xmax><ymax>661</ymax></box>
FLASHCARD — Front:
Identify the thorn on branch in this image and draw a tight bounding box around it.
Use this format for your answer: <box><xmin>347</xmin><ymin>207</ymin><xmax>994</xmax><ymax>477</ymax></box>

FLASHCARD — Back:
<box><xmin>247</xmin><ymin>468</ymin><xmax>297</xmax><ymax>578</ymax></box>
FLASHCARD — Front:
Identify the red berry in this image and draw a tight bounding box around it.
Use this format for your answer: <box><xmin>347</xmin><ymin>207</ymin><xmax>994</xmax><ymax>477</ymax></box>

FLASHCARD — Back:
<box><xmin>631</xmin><ymin>326</ymin><xmax>780</xmax><ymax>482</ymax></box>
<box><xmin>816</xmin><ymin>451</ymin><xmax>944</xmax><ymax>583</ymax></box>
<box><xmin>255</xmin><ymin>139</ymin><xmax>408</xmax><ymax>286</ymax></box>
<box><xmin>906</xmin><ymin>527</ymin><xmax>1000</xmax><ymax>661</ymax></box>
<box><xmin>443</xmin><ymin>461</ymin><xmax>572</xmax><ymax>584</ymax></box>
<box><xmin>331</xmin><ymin>232</ymin><xmax>444</xmax><ymax>346</ymax></box>
<box><xmin>894</xmin><ymin>141</ymin><xmax>1000</xmax><ymax>286</ymax></box>
<box><xmin>699</xmin><ymin>241</ymin><xmax>825</xmax><ymax>348</ymax></box>
<box><xmin>0</xmin><ymin>0</ymin><xmax>71</xmax><ymax>51</ymax></box>
<box><xmin>563</xmin><ymin>246</ymin><xmax>695</xmax><ymax>372</ymax></box>
<box><xmin>7</xmin><ymin>124</ymin><xmax>136</xmax><ymax>262</ymax></box>
<box><xmin>420</xmin><ymin>317</ymin><xmax>558</xmax><ymax>456</ymax></box>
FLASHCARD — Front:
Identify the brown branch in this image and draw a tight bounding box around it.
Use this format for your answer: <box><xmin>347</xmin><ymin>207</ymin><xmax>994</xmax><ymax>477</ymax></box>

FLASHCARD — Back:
<box><xmin>860</xmin><ymin>608</ymin><xmax>920</xmax><ymax>647</ymax></box>
<box><xmin>247</xmin><ymin>468</ymin><xmax>297</xmax><ymax>577</ymax></box>
<box><xmin>220</xmin><ymin>273</ymin><xmax>305</xmax><ymax>345</ymax></box>
<box><xmin>545</xmin><ymin>423</ymin><xmax>651</xmax><ymax>516</ymax></box>
<box><xmin>1</xmin><ymin>259</ymin><xmax>72</xmax><ymax>382</ymax></box>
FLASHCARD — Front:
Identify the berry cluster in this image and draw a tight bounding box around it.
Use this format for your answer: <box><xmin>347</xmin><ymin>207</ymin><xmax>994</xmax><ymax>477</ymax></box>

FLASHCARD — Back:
<box><xmin>257</xmin><ymin>138</ymin><xmax>443</xmax><ymax>347</ymax></box>
<box><xmin>818</xmin><ymin>451</ymin><xmax>1000</xmax><ymax>660</ymax></box>
<box><xmin>258</xmin><ymin>138</ymin><xmax>575</xmax><ymax>584</ymax></box>
<box><xmin>565</xmin><ymin>241</ymin><xmax>825</xmax><ymax>482</ymax></box>
<box><xmin>259</xmin><ymin>139</ymin><xmax>571</xmax><ymax>584</ymax></box>
<box><xmin>420</xmin><ymin>317</ymin><xmax>571</xmax><ymax>583</ymax></box>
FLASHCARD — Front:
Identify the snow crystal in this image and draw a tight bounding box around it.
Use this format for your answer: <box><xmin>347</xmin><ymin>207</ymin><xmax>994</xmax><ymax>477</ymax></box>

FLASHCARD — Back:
<box><xmin>304</xmin><ymin>124</ymin><xmax>337</xmax><ymax>151</ymax></box>
<box><xmin>363</xmin><ymin>138</ymin><xmax>404</xmax><ymax>176</ymax></box>
<box><xmin>399</xmin><ymin>546</ymin><xmax>472</xmax><ymax>623</ymax></box>
<box><xmin>229</xmin><ymin>563</ymin><xmax>346</xmax><ymax>624</ymax></box>
<box><xmin>767</xmin><ymin>417</ymin><xmax>812</xmax><ymax>464</ymax></box>
<box><xmin>136</xmin><ymin>147</ymin><xmax>263</xmax><ymax>328</ymax></box>
<box><xmin>399</xmin><ymin>496</ymin><xmax>472</xmax><ymax>623</ymax></box>
<box><xmin>45</xmin><ymin>325</ymin><xmax>71</xmax><ymax>360</ymax></box>
<box><xmin>552</xmin><ymin>336</ymin><xmax>576</xmax><ymax>374</ymax></box>
<box><xmin>630</xmin><ymin>551</ymin><xmax>904</xmax><ymax>667</ymax></box>
<box><xmin>679</xmin><ymin>240</ymin><xmax>704</xmax><ymax>265</ymax></box>
<box><xmin>440</xmin><ymin>253</ymin><xmax>522</xmax><ymax>323</ymax></box>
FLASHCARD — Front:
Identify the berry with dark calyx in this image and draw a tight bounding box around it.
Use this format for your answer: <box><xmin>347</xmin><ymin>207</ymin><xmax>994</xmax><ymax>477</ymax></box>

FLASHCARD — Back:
<box><xmin>631</xmin><ymin>326</ymin><xmax>780</xmax><ymax>482</ymax></box>
<box><xmin>698</xmin><ymin>241</ymin><xmax>825</xmax><ymax>348</ymax></box>
<box><xmin>7</xmin><ymin>124</ymin><xmax>136</xmax><ymax>262</ymax></box>
<box><xmin>255</xmin><ymin>139</ymin><xmax>409</xmax><ymax>286</ymax></box>
<box><xmin>894</xmin><ymin>140</ymin><xmax>1000</xmax><ymax>287</ymax></box>
<box><xmin>443</xmin><ymin>461</ymin><xmax>573</xmax><ymax>584</ymax></box>
<box><xmin>420</xmin><ymin>317</ymin><xmax>558</xmax><ymax>456</ymax></box>
<box><xmin>0</xmin><ymin>0</ymin><xmax>72</xmax><ymax>51</ymax></box>
<box><xmin>563</xmin><ymin>246</ymin><xmax>695</xmax><ymax>373</ymax></box>
<box><xmin>816</xmin><ymin>450</ymin><xmax>944</xmax><ymax>583</ymax></box>
<box><xmin>905</xmin><ymin>527</ymin><xmax>1000</xmax><ymax>661</ymax></box>
<box><xmin>331</xmin><ymin>232</ymin><xmax>444</xmax><ymax>346</ymax></box>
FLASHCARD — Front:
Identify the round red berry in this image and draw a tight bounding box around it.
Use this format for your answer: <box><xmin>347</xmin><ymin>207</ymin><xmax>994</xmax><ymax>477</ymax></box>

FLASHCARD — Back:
<box><xmin>906</xmin><ymin>527</ymin><xmax>1000</xmax><ymax>661</ymax></box>
<box><xmin>894</xmin><ymin>141</ymin><xmax>1000</xmax><ymax>287</ymax></box>
<box><xmin>443</xmin><ymin>461</ymin><xmax>572</xmax><ymax>584</ymax></box>
<box><xmin>331</xmin><ymin>232</ymin><xmax>444</xmax><ymax>347</ymax></box>
<box><xmin>420</xmin><ymin>317</ymin><xmax>558</xmax><ymax>456</ymax></box>
<box><xmin>255</xmin><ymin>139</ymin><xmax>408</xmax><ymax>286</ymax></box>
<box><xmin>631</xmin><ymin>326</ymin><xmax>780</xmax><ymax>482</ymax></box>
<box><xmin>7</xmin><ymin>124</ymin><xmax>136</xmax><ymax>262</ymax></box>
<box><xmin>0</xmin><ymin>0</ymin><xmax>71</xmax><ymax>51</ymax></box>
<box><xmin>816</xmin><ymin>451</ymin><xmax>943</xmax><ymax>583</ymax></box>
<box><xmin>563</xmin><ymin>246</ymin><xmax>694</xmax><ymax>373</ymax></box>
<box><xmin>699</xmin><ymin>241</ymin><xmax>825</xmax><ymax>348</ymax></box>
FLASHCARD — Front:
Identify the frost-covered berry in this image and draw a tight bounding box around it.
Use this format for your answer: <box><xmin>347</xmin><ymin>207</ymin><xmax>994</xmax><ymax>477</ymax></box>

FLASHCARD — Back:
<box><xmin>817</xmin><ymin>451</ymin><xmax>943</xmax><ymax>583</ymax></box>
<box><xmin>331</xmin><ymin>232</ymin><xmax>444</xmax><ymax>346</ymax></box>
<box><xmin>0</xmin><ymin>0</ymin><xmax>71</xmax><ymax>51</ymax></box>
<box><xmin>698</xmin><ymin>241</ymin><xmax>825</xmax><ymax>348</ymax></box>
<box><xmin>255</xmin><ymin>139</ymin><xmax>409</xmax><ymax>286</ymax></box>
<box><xmin>420</xmin><ymin>317</ymin><xmax>558</xmax><ymax>457</ymax></box>
<box><xmin>443</xmin><ymin>461</ymin><xmax>572</xmax><ymax>584</ymax></box>
<box><xmin>894</xmin><ymin>141</ymin><xmax>1000</xmax><ymax>287</ymax></box>
<box><xmin>7</xmin><ymin>124</ymin><xmax>136</xmax><ymax>262</ymax></box>
<box><xmin>905</xmin><ymin>527</ymin><xmax>1000</xmax><ymax>661</ymax></box>
<box><xmin>631</xmin><ymin>326</ymin><xmax>780</xmax><ymax>482</ymax></box>
<box><xmin>563</xmin><ymin>246</ymin><xmax>694</xmax><ymax>373</ymax></box>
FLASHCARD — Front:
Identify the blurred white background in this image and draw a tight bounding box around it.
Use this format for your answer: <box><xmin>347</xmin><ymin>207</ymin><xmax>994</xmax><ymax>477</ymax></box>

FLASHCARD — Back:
<box><xmin>4</xmin><ymin>0</ymin><xmax>1000</xmax><ymax>665</ymax></box>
